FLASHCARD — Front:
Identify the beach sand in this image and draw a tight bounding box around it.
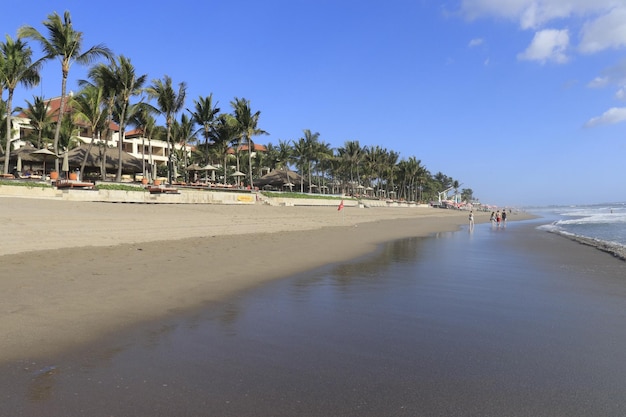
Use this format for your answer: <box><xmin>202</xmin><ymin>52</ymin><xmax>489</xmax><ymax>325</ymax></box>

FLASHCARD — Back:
<box><xmin>0</xmin><ymin>197</ymin><xmax>519</xmax><ymax>363</ymax></box>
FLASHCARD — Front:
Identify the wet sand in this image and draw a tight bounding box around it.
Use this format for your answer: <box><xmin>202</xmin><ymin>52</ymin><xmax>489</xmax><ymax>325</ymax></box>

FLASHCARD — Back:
<box><xmin>2</xmin><ymin>215</ymin><xmax>625</xmax><ymax>416</ymax></box>
<box><xmin>0</xmin><ymin>197</ymin><xmax>511</xmax><ymax>363</ymax></box>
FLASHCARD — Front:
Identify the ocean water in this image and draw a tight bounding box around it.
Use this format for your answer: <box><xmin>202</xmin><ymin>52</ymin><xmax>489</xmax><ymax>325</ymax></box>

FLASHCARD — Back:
<box><xmin>535</xmin><ymin>202</ymin><xmax>626</xmax><ymax>259</ymax></box>
<box><xmin>3</xmin><ymin>218</ymin><xmax>626</xmax><ymax>416</ymax></box>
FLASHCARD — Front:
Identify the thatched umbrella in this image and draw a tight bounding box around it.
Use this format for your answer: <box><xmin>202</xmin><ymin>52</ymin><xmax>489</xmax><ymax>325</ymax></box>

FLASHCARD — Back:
<box><xmin>32</xmin><ymin>148</ymin><xmax>59</xmax><ymax>176</ymax></box>
<box><xmin>67</xmin><ymin>145</ymin><xmax>143</xmax><ymax>175</ymax></box>
<box><xmin>255</xmin><ymin>168</ymin><xmax>305</xmax><ymax>190</ymax></box>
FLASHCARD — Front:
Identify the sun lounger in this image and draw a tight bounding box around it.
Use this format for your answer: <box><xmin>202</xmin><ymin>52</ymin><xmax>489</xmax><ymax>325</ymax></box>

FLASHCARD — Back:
<box><xmin>147</xmin><ymin>185</ymin><xmax>179</xmax><ymax>194</ymax></box>
<box><xmin>56</xmin><ymin>180</ymin><xmax>95</xmax><ymax>189</ymax></box>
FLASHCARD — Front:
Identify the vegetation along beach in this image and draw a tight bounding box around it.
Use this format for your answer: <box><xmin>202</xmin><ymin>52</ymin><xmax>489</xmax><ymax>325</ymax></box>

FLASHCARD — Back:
<box><xmin>2</xmin><ymin>4</ymin><xmax>626</xmax><ymax>417</ymax></box>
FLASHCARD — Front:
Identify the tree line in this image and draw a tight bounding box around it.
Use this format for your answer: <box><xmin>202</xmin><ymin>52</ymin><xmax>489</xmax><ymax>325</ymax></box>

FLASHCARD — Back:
<box><xmin>0</xmin><ymin>10</ymin><xmax>474</xmax><ymax>203</ymax></box>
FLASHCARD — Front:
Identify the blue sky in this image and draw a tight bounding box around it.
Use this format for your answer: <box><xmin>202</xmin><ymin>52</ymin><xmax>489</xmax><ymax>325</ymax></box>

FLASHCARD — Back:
<box><xmin>2</xmin><ymin>0</ymin><xmax>626</xmax><ymax>206</ymax></box>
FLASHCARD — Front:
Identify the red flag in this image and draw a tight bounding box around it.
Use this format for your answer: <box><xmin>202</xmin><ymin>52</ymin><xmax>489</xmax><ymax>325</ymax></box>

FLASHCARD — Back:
<box><xmin>338</xmin><ymin>200</ymin><xmax>344</xmax><ymax>211</ymax></box>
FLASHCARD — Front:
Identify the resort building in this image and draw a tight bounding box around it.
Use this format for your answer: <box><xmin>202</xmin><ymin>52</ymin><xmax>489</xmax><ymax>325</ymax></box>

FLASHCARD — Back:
<box><xmin>8</xmin><ymin>96</ymin><xmax>182</xmax><ymax>172</ymax></box>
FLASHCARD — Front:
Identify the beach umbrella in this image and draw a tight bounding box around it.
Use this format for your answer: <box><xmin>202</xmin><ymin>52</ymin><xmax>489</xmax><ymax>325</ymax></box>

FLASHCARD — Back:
<box><xmin>186</xmin><ymin>163</ymin><xmax>203</xmax><ymax>171</ymax></box>
<box><xmin>231</xmin><ymin>170</ymin><xmax>245</xmax><ymax>187</ymax></box>
<box><xmin>203</xmin><ymin>164</ymin><xmax>218</xmax><ymax>182</ymax></box>
<box><xmin>32</xmin><ymin>148</ymin><xmax>58</xmax><ymax>176</ymax></box>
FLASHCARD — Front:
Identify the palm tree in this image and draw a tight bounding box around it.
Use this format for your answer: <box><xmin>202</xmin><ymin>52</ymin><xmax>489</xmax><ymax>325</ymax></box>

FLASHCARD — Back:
<box><xmin>146</xmin><ymin>75</ymin><xmax>187</xmax><ymax>183</ymax></box>
<box><xmin>70</xmin><ymin>84</ymin><xmax>105</xmax><ymax>178</ymax></box>
<box><xmin>106</xmin><ymin>55</ymin><xmax>147</xmax><ymax>181</ymax></box>
<box><xmin>338</xmin><ymin>140</ymin><xmax>363</xmax><ymax>193</ymax></box>
<box><xmin>0</xmin><ymin>99</ymin><xmax>7</xmax><ymax>151</ymax></box>
<box><xmin>291</xmin><ymin>137</ymin><xmax>308</xmax><ymax>192</ymax></box>
<box><xmin>230</xmin><ymin>97</ymin><xmax>267</xmax><ymax>188</ymax></box>
<box><xmin>313</xmin><ymin>141</ymin><xmax>334</xmax><ymax>191</ymax></box>
<box><xmin>18</xmin><ymin>10</ymin><xmax>112</xmax><ymax>171</ymax></box>
<box><xmin>128</xmin><ymin>106</ymin><xmax>157</xmax><ymax>179</ymax></box>
<box><xmin>383</xmin><ymin>150</ymin><xmax>399</xmax><ymax>197</ymax></box>
<box><xmin>81</xmin><ymin>62</ymin><xmax>118</xmax><ymax>180</ymax></box>
<box><xmin>301</xmin><ymin>129</ymin><xmax>320</xmax><ymax>192</ymax></box>
<box><xmin>20</xmin><ymin>95</ymin><xmax>52</xmax><ymax>148</ymax></box>
<box><xmin>171</xmin><ymin>113</ymin><xmax>196</xmax><ymax>182</ymax></box>
<box><xmin>0</xmin><ymin>35</ymin><xmax>42</xmax><ymax>174</ymax></box>
<box><xmin>188</xmin><ymin>94</ymin><xmax>220</xmax><ymax>166</ymax></box>
<box><xmin>277</xmin><ymin>139</ymin><xmax>294</xmax><ymax>190</ymax></box>
<box><xmin>211</xmin><ymin>114</ymin><xmax>239</xmax><ymax>186</ymax></box>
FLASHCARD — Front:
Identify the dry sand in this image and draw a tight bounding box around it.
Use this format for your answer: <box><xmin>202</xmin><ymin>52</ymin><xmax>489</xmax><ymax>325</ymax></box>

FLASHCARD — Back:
<box><xmin>0</xmin><ymin>197</ymin><xmax>530</xmax><ymax>364</ymax></box>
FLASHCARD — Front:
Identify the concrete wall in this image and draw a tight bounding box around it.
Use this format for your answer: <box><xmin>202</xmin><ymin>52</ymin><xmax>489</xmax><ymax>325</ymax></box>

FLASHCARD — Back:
<box><xmin>0</xmin><ymin>184</ymin><xmax>430</xmax><ymax>208</ymax></box>
<box><xmin>0</xmin><ymin>185</ymin><xmax>257</xmax><ymax>205</ymax></box>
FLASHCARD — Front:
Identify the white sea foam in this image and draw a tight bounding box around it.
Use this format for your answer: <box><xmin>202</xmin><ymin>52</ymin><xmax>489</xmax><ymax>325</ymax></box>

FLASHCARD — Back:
<box><xmin>536</xmin><ymin>202</ymin><xmax>626</xmax><ymax>260</ymax></box>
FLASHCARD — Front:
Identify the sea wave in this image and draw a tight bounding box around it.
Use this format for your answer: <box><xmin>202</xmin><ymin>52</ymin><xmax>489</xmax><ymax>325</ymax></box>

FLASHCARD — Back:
<box><xmin>556</xmin><ymin>213</ymin><xmax>626</xmax><ymax>226</ymax></box>
<box><xmin>539</xmin><ymin>223</ymin><xmax>626</xmax><ymax>261</ymax></box>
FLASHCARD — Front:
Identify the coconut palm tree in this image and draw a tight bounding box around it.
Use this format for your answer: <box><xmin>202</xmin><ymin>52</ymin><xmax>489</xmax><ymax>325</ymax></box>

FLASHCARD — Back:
<box><xmin>0</xmin><ymin>99</ymin><xmax>6</xmax><ymax>151</ymax></box>
<box><xmin>70</xmin><ymin>84</ymin><xmax>105</xmax><ymax>178</ymax></box>
<box><xmin>128</xmin><ymin>106</ymin><xmax>157</xmax><ymax>179</ymax></box>
<box><xmin>20</xmin><ymin>95</ymin><xmax>52</xmax><ymax>148</ymax></box>
<box><xmin>80</xmin><ymin>62</ymin><xmax>119</xmax><ymax>180</ymax></box>
<box><xmin>230</xmin><ymin>97</ymin><xmax>267</xmax><ymax>188</ymax></box>
<box><xmin>313</xmin><ymin>141</ymin><xmax>334</xmax><ymax>191</ymax></box>
<box><xmin>337</xmin><ymin>140</ymin><xmax>363</xmax><ymax>193</ymax></box>
<box><xmin>18</xmin><ymin>10</ymin><xmax>112</xmax><ymax>171</ymax></box>
<box><xmin>301</xmin><ymin>129</ymin><xmax>320</xmax><ymax>192</ymax></box>
<box><xmin>145</xmin><ymin>75</ymin><xmax>187</xmax><ymax>183</ymax></box>
<box><xmin>0</xmin><ymin>35</ymin><xmax>42</xmax><ymax>174</ymax></box>
<box><xmin>277</xmin><ymin>139</ymin><xmax>294</xmax><ymax>190</ymax></box>
<box><xmin>211</xmin><ymin>113</ymin><xmax>239</xmax><ymax>186</ymax></box>
<box><xmin>171</xmin><ymin>113</ymin><xmax>196</xmax><ymax>182</ymax></box>
<box><xmin>188</xmin><ymin>94</ymin><xmax>220</xmax><ymax>166</ymax></box>
<box><xmin>106</xmin><ymin>55</ymin><xmax>147</xmax><ymax>181</ymax></box>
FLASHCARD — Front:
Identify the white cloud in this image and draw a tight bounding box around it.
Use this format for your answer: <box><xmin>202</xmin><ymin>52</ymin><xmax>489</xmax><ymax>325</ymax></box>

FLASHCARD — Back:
<box><xmin>468</xmin><ymin>38</ymin><xmax>484</xmax><ymax>47</ymax></box>
<box><xmin>584</xmin><ymin>107</ymin><xmax>626</xmax><ymax>127</ymax></box>
<box><xmin>461</xmin><ymin>1</ymin><xmax>626</xmax><ymax>57</ymax></box>
<box><xmin>587</xmin><ymin>59</ymin><xmax>626</xmax><ymax>89</ymax></box>
<box><xmin>517</xmin><ymin>29</ymin><xmax>570</xmax><ymax>63</ymax></box>
<box><xmin>461</xmin><ymin>0</ymin><xmax>622</xmax><ymax>28</ymax></box>
<box><xmin>579</xmin><ymin>6</ymin><xmax>626</xmax><ymax>53</ymax></box>
<box><xmin>587</xmin><ymin>76</ymin><xmax>609</xmax><ymax>88</ymax></box>
<box><xmin>616</xmin><ymin>87</ymin><xmax>626</xmax><ymax>100</ymax></box>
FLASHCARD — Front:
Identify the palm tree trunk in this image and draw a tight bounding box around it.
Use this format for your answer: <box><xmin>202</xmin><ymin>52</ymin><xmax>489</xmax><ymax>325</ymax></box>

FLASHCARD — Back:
<box><xmin>53</xmin><ymin>74</ymin><xmax>68</xmax><ymax>172</ymax></box>
<box><xmin>80</xmin><ymin>132</ymin><xmax>96</xmax><ymax>179</ymax></box>
<box><xmin>247</xmin><ymin>137</ymin><xmax>254</xmax><ymax>189</ymax></box>
<box><xmin>3</xmin><ymin>91</ymin><xmax>14</xmax><ymax>174</ymax></box>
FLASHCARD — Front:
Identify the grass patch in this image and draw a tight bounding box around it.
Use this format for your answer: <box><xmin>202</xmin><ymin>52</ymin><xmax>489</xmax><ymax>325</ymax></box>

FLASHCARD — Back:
<box><xmin>95</xmin><ymin>183</ymin><xmax>146</xmax><ymax>192</ymax></box>
<box><xmin>261</xmin><ymin>191</ymin><xmax>352</xmax><ymax>200</ymax></box>
<box><xmin>0</xmin><ymin>180</ymin><xmax>51</xmax><ymax>189</ymax></box>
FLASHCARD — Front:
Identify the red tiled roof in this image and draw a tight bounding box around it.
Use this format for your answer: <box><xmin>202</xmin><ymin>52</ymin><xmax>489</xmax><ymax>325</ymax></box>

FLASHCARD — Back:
<box><xmin>17</xmin><ymin>96</ymin><xmax>120</xmax><ymax>131</ymax></box>
<box><xmin>227</xmin><ymin>143</ymin><xmax>267</xmax><ymax>154</ymax></box>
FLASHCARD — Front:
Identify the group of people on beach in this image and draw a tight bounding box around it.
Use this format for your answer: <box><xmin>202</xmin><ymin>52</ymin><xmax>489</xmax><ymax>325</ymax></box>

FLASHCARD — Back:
<box><xmin>468</xmin><ymin>209</ymin><xmax>508</xmax><ymax>231</ymax></box>
<box><xmin>490</xmin><ymin>210</ymin><xmax>507</xmax><ymax>228</ymax></box>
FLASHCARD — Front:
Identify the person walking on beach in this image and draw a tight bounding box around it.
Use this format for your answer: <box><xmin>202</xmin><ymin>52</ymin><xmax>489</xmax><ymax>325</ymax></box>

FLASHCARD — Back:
<box><xmin>501</xmin><ymin>209</ymin><xmax>507</xmax><ymax>227</ymax></box>
<box><xmin>490</xmin><ymin>211</ymin><xmax>496</xmax><ymax>226</ymax></box>
<box><xmin>469</xmin><ymin>210</ymin><xmax>474</xmax><ymax>231</ymax></box>
<box><xmin>496</xmin><ymin>210</ymin><xmax>501</xmax><ymax>227</ymax></box>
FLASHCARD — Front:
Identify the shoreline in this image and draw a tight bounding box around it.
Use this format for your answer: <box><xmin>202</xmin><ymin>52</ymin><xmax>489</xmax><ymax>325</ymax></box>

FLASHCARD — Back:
<box><xmin>546</xmin><ymin>229</ymin><xmax>626</xmax><ymax>261</ymax></box>
<box><xmin>0</xmin><ymin>197</ymin><xmax>533</xmax><ymax>364</ymax></box>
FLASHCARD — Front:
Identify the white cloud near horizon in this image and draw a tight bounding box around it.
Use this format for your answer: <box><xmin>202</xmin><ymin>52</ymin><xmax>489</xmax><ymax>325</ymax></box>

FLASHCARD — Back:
<box><xmin>517</xmin><ymin>29</ymin><xmax>569</xmax><ymax>63</ymax></box>
<box><xmin>468</xmin><ymin>38</ymin><xmax>484</xmax><ymax>47</ymax></box>
<box><xmin>460</xmin><ymin>1</ymin><xmax>626</xmax><ymax>57</ymax></box>
<box><xmin>584</xmin><ymin>107</ymin><xmax>626</xmax><ymax>127</ymax></box>
<box><xmin>579</xmin><ymin>6</ymin><xmax>626</xmax><ymax>53</ymax></box>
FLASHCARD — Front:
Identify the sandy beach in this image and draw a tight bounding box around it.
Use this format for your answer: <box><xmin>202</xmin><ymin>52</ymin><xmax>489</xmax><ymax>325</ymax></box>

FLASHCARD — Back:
<box><xmin>0</xmin><ymin>197</ymin><xmax>516</xmax><ymax>364</ymax></box>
